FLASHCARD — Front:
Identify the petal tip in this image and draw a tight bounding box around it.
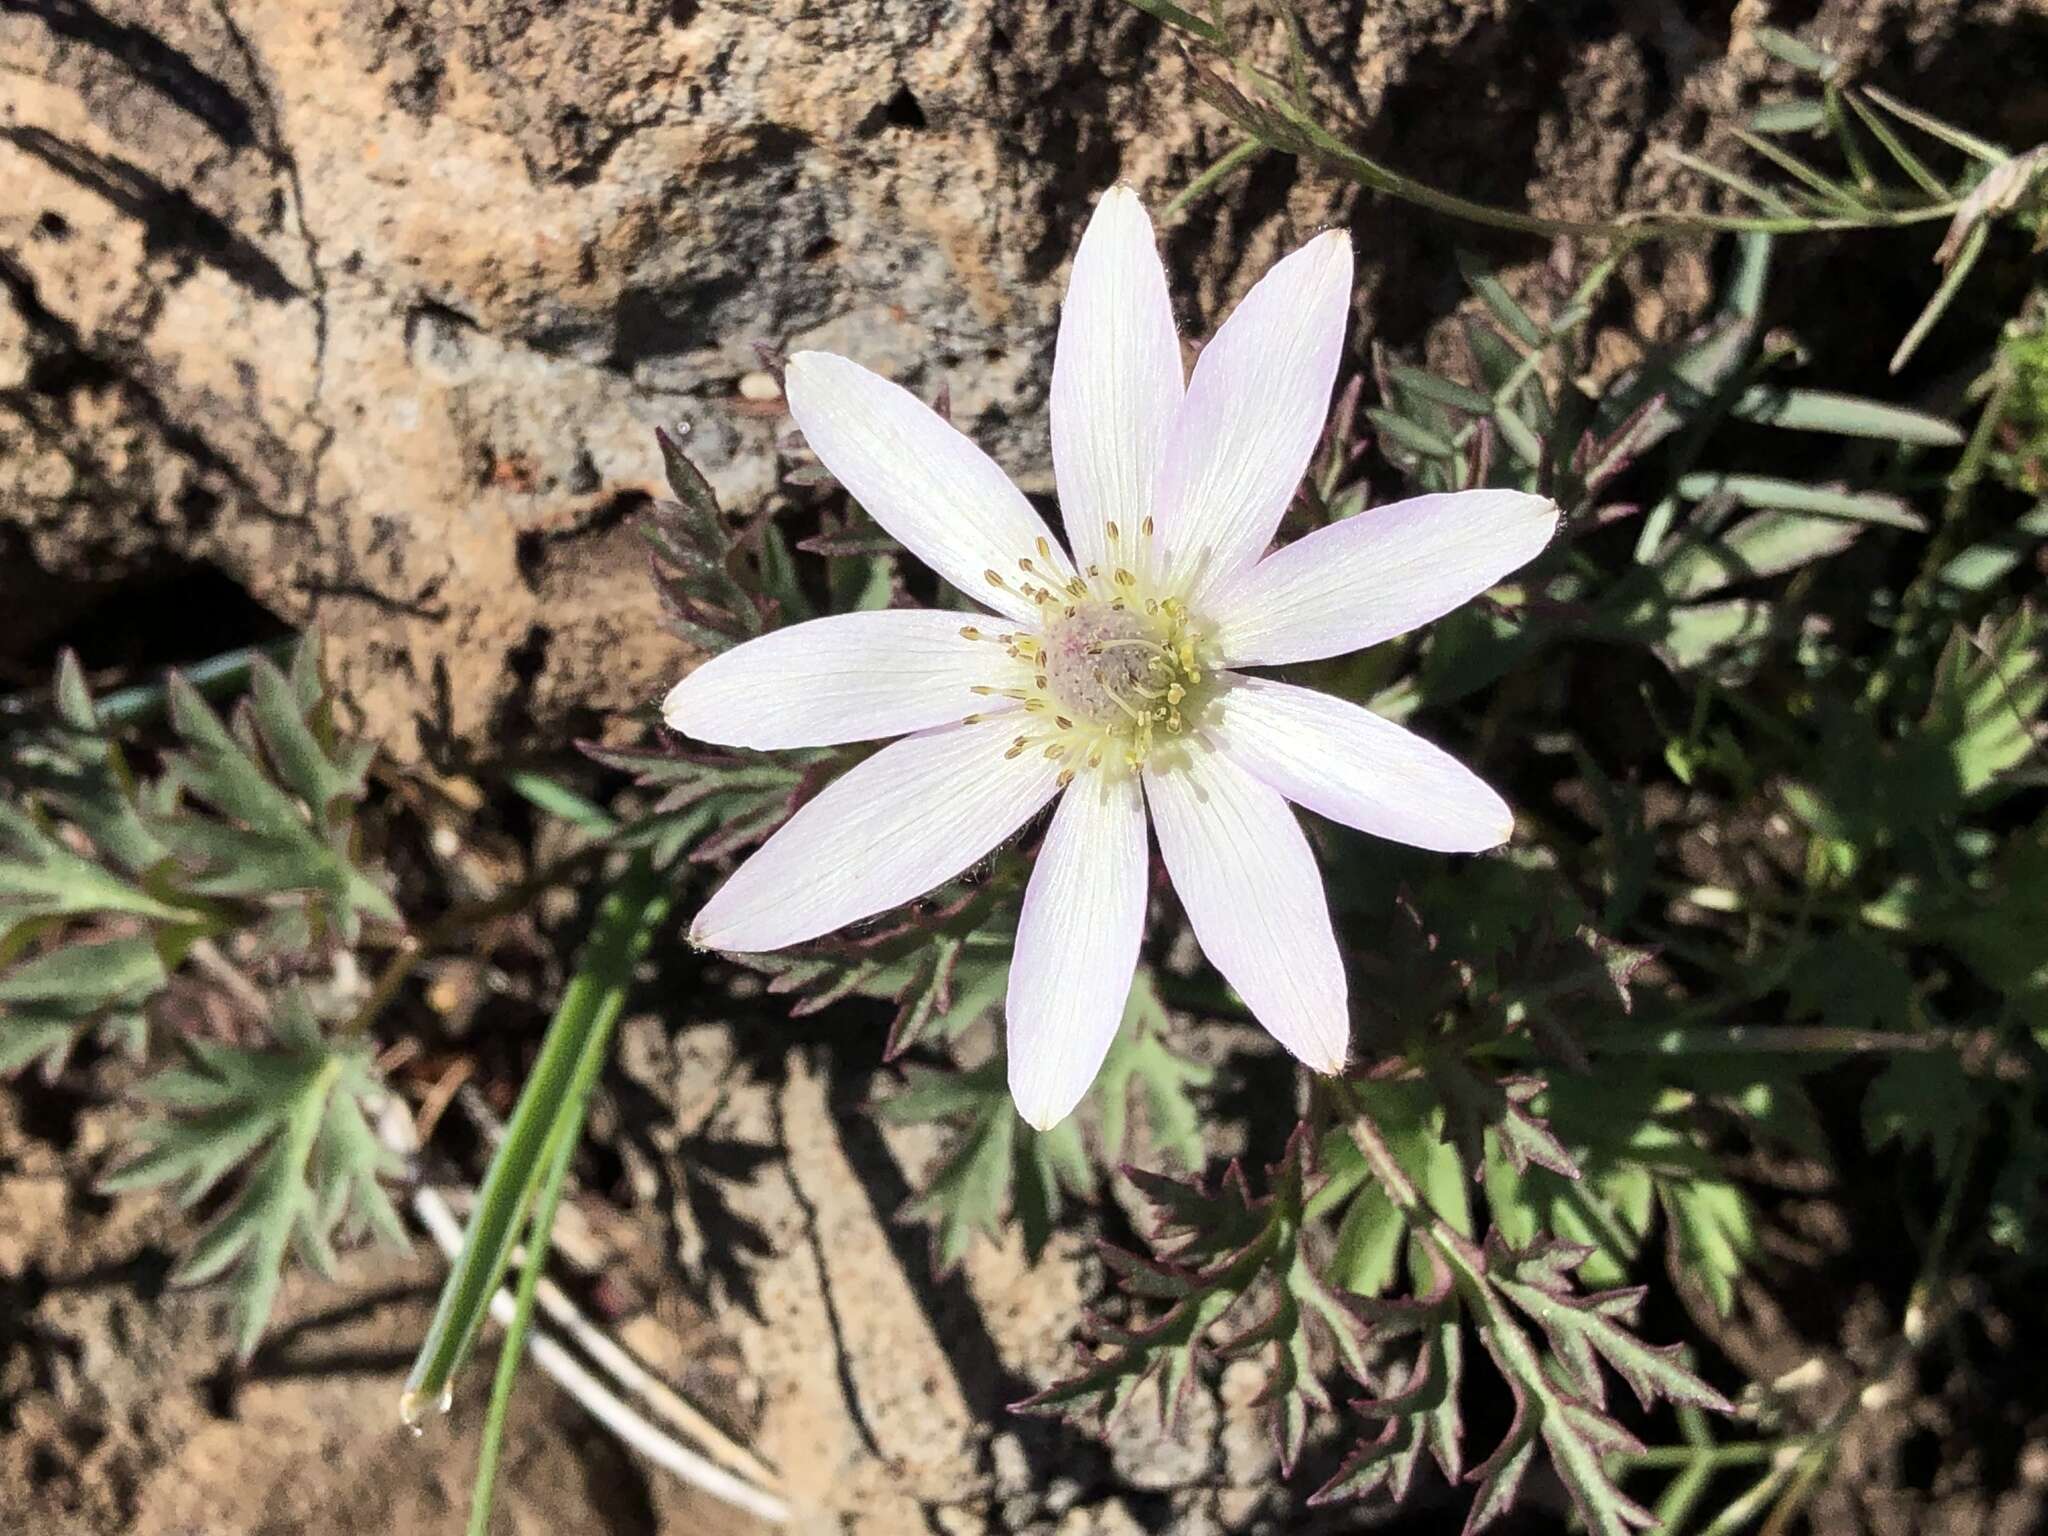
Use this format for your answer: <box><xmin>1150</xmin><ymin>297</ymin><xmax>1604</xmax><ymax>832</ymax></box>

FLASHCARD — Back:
<box><xmin>1307</xmin><ymin>228</ymin><xmax>1353</xmax><ymax>268</ymax></box>
<box><xmin>658</xmin><ymin>677</ymin><xmax>694</xmax><ymax>732</ymax></box>
<box><xmin>1014</xmin><ymin>1098</ymin><xmax>1070</xmax><ymax>1134</ymax></box>
<box><xmin>1307</xmin><ymin>1044</ymin><xmax>1349</xmax><ymax>1077</ymax></box>
<box><xmin>782</xmin><ymin>350</ymin><xmax>852</xmax><ymax>394</ymax></box>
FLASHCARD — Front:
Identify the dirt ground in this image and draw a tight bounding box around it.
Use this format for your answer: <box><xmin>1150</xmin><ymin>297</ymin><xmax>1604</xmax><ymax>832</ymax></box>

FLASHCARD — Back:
<box><xmin>0</xmin><ymin>1057</ymin><xmax>772</xmax><ymax>1536</ymax></box>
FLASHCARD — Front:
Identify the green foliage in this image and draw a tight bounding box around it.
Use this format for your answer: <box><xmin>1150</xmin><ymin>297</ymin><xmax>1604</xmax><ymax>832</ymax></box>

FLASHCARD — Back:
<box><xmin>730</xmin><ymin>879</ymin><xmax>1016</xmax><ymax>1059</ymax></box>
<box><xmin>879</xmin><ymin>1059</ymin><xmax>1094</xmax><ymax>1273</ymax></box>
<box><xmin>102</xmin><ymin>990</ymin><xmax>405</xmax><ymax>1357</ymax></box>
<box><xmin>405</xmin><ymin>858</ymin><xmax>671</xmax><ymax>1439</ymax></box>
<box><xmin>1922</xmin><ymin>607</ymin><xmax>2045</xmax><ymax>798</ymax></box>
<box><xmin>1</xmin><ymin>639</ymin><xmax>390</xmax><ymax>1074</ymax></box>
<box><xmin>1989</xmin><ymin>293</ymin><xmax>2048</xmax><ymax>497</ymax></box>
<box><xmin>1021</xmin><ymin>1126</ymin><xmax>1370</xmax><ymax>1473</ymax></box>
<box><xmin>877</xmin><ymin>970</ymin><xmax>1212</xmax><ymax>1272</ymax></box>
<box><xmin>0</xmin><ymin>639</ymin><xmax>412</xmax><ymax>1355</ymax></box>
<box><xmin>1092</xmin><ymin>972</ymin><xmax>1214</xmax><ymax>1171</ymax></box>
<box><xmin>1025</xmin><ymin>1098</ymin><xmax>1730</xmax><ymax>1533</ymax></box>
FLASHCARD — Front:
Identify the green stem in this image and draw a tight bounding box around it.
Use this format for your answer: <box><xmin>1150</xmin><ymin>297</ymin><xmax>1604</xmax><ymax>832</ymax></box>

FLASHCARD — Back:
<box><xmin>1233</xmin><ymin>55</ymin><xmax>1960</xmax><ymax>242</ymax></box>
<box><xmin>1618</xmin><ymin>1441</ymin><xmax>1780</xmax><ymax>1470</ymax></box>
<box><xmin>403</xmin><ymin>857</ymin><xmax>671</xmax><ymax>1423</ymax></box>
<box><xmin>466</xmin><ymin>1038</ymin><xmax>604</xmax><ymax>1535</ymax></box>
<box><xmin>94</xmin><ymin>641</ymin><xmax>298</xmax><ymax>727</ymax></box>
<box><xmin>1162</xmin><ymin>137</ymin><xmax>1266</xmax><ymax>221</ymax></box>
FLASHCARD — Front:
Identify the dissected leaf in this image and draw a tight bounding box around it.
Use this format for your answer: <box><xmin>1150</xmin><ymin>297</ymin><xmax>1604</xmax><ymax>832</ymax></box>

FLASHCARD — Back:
<box><xmin>880</xmin><ymin>1059</ymin><xmax>1091</xmax><ymax>1272</ymax></box>
<box><xmin>1022</xmin><ymin>1127</ymin><xmax>1369</xmax><ymax>1472</ymax></box>
<box><xmin>1092</xmin><ymin>970</ymin><xmax>1212</xmax><ymax>1170</ymax></box>
<box><xmin>103</xmin><ymin>990</ymin><xmax>406</xmax><ymax>1356</ymax></box>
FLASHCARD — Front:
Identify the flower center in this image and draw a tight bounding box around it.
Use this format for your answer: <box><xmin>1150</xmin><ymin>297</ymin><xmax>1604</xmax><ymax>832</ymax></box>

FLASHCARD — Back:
<box><xmin>1040</xmin><ymin>599</ymin><xmax>1202</xmax><ymax>738</ymax></box>
<box><xmin>957</xmin><ymin>519</ymin><xmax>1214</xmax><ymax>783</ymax></box>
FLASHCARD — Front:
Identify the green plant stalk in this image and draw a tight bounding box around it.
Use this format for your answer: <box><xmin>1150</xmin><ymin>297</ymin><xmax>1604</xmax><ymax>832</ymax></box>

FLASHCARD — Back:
<box><xmin>1617</xmin><ymin>1441</ymin><xmax>1778</xmax><ymax>1470</ymax></box>
<box><xmin>402</xmin><ymin>856</ymin><xmax>670</xmax><ymax>1422</ymax></box>
<box><xmin>1343</xmin><ymin>1091</ymin><xmax>1721</xmax><ymax>1532</ymax></box>
<box><xmin>1216</xmin><ymin>48</ymin><xmax>1961</xmax><ymax>241</ymax></box>
<box><xmin>1865</xmin><ymin>364</ymin><xmax>2023</xmax><ymax>710</ymax></box>
<box><xmin>53</xmin><ymin>640</ymin><xmax>298</xmax><ymax>728</ymax></box>
<box><xmin>1161</xmin><ymin>137</ymin><xmax>1265</xmax><ymax>221</ymax></box>
<box><xmin>466</xmin><ymin>1052</ymin><xmax>597</xmax><ymax>1536</ymax></box>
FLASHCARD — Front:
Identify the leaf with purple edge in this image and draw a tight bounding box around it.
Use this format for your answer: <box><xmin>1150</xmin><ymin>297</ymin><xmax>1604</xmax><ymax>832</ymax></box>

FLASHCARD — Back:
<box><xmin>1488</xmin><ymin>1234</ymin><xmax>1733</xmax><ymax>1415</ymax></box>
<box><xmin>1024</xmin><ymin>1124</ymin><xmax>1367</xmax><ymax>1460</ymax></box>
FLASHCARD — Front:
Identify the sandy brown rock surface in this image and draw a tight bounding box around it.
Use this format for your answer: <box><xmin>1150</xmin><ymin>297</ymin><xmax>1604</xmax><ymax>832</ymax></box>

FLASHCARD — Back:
<box><xmin>12</xmin><ymin>0</ymin><xmax>2030</xmax><ymax>763</ymax></box>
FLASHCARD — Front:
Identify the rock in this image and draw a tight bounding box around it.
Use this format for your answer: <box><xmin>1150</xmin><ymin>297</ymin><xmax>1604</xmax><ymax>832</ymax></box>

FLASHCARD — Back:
<box><xmin>8</xmin><ymin>0</ymin><xmax>2015</xmax><ymax>758</ymax></box>
<box><xmin>1105</xmin><ymin>1374</ymin><xmax>1220</xmax><ymax>1491</ymax></box>
<box><xmin>1217</xmin><ymin>1358</ymin><xmax>1280</xmax><ymax>1487</ymax></box>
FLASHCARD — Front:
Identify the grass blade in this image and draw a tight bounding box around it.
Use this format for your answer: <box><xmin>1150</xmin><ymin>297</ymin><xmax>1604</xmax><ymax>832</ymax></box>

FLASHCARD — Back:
<box><xmin>1860</xmin><ymin>86</ymin><xmax>2009</xmax><ymax>165</ymax></box>
<box><xmin>402</xmin><ymin>857</ymin><xmax>671</xmax><ymax>1424</ymax></box>
<box><xmin>467</xmin><ymin>1043</ymin><xmax>600</xmax><ymax>1535</ymax></box>
<box><xmin>1676</xmin><ymin>472</ymin><xmax>1928</xmax><ymax>531</ymax></box>
<box><xmin>1890</xmin><ymin>221</ymin><xmax>1987</xmax><ymax>374</ymax></box>
<box><xmin>1843</xmin><ymin>91</ymin><xmax>1949</xmax><ymax>198</ymax></box>
<box><xmin>1731</xmin><ymin>129</ymin><xmax>1866</xmax><ymax>213</ymax></box>
<box><xmin>1751</xmin><ymin>28</ymin><xmax>1838</xmax><ymax>79</ymax></box>
<box><xmin>1730</xmin><ymin>386</ymin><xmax>1964</xmax><ymax>445</ymax></box>
<box><xmin>1457</xmin><ymin>253</ymin><xmax>1546</xmax><ymax>348</ymax></box>
<box><xmin>1748</xmin><ymin>100</ymin><xmax>1826</xmax><ymax>135</ymax></box>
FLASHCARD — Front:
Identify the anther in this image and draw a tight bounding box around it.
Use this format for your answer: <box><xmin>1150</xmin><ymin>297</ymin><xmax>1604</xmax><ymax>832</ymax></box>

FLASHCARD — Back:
<box><xmin>1036</xmin><ymin>536</ymin><xmax>1052</xmax><ymax>561</ymax></box>
<box><xmin>960</xmin><ymin>625</ymin><xmax>982</xmax><ymax>640</ymax></box>
<box><xmin>1141</xmin><ymin>515</ymin><xmax>1155</xmax><ymax>537</ymax></box>
<box><xmin>1057</xmin><ymin>768</ymin><xmax>1076</xmax><ymax>788</ymax></box>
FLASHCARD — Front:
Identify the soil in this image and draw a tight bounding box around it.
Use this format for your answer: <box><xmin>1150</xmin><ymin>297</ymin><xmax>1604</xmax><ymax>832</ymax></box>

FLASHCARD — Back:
<box><xmin>0</xmin><ymin>1059</ymin><xmax>772</xmax><ymax>1536</ymax></box>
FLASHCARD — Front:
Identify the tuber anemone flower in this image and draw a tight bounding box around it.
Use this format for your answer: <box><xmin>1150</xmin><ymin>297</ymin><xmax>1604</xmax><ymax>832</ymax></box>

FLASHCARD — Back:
<box><xmin>665</xmin><ymin>187</ymin><xmax>1558</xmax><ymax>1130</ymax></box>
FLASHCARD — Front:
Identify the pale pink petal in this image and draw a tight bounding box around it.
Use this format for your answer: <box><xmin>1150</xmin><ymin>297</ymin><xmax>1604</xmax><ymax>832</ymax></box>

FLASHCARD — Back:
<box><xmin>1211</xmin><ymin>676</ymin><xmax>1513</xmax><ymax>853</ymax></box>
<box><xmin>1206</xmin><ymin>489</ymin><xmax>1558</xmax><ymax>667</ymax></box>
<box><xmin>662</xmin><ymin>610</ymin><xmax>1023</xmax><ymax>751</ymax></box>
<box><xmin>1007</xmin><ymin>770</ymin><xmax>1148</xmax><ymax>1130</ymax></box>
<box><xmin>785</xmin><ymin>351</ymin><xmax>1072</xmax><ymax>624</ymax></box>
<box><xmin>1051</xmin><ymin>186</ymin><xmax>1183</xmax><ymax>579</ymax></box>
<box><xmin>692</xmin><ymin>717</ymin><xmax>1060</xmax><ymax>952</ymax></box>
<box><xmin>1149</xmin><ymin>231</ymin><xmax>1352</xmax><ymax>600</ymax></box>
<box><xmin>1142</xmin><ymin>749</ymin><xmax>1349</xmax><ymax>1073</ymax></box>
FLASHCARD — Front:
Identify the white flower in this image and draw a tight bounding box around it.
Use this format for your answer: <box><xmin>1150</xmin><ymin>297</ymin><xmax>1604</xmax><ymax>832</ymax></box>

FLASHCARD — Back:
<box><xmin>664</xmin><ymin>187</ymin><xmax>1558</xmax><ymax>1130</ymax></box>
